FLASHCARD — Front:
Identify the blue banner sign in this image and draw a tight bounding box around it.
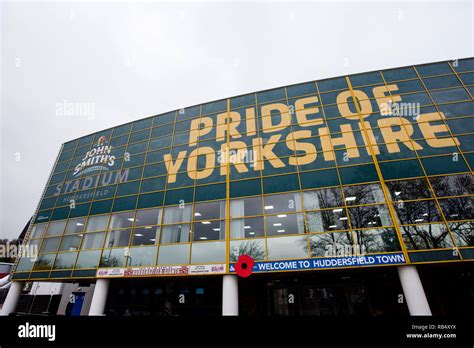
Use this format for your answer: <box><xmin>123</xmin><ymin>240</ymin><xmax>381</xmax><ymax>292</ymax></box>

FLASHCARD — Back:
<box><xmin>230</xmin><ymin>253</ymin><xmax>406</xmax><ymax>273</ymax></box>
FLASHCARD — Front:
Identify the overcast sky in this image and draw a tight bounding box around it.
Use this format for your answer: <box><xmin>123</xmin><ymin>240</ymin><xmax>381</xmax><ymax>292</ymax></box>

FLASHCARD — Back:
<box><xmin>1</xmin><ymin>0</ymin><xmax>473</xmax><ymax>240</ymax></box>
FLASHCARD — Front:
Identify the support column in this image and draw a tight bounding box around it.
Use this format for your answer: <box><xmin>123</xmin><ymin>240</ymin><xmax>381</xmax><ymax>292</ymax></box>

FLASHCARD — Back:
<box><xmin>0</xmin><ymin>281</ymin><xmax>23</xmax><ymax>316</ymax></box>
<box><xmin>222</xmin><ymin>275</ymin><xmax>238</xmax><ymax>316</ymax></box>
<box><xmin>89</xmin><ymin>279</ymin><xmax>110</xmax><ymax>316</ymax></box>
<box><xmin>397</xmin><ymin>265</ymin><xmax>432</xmax><ymax>316</ymax></box>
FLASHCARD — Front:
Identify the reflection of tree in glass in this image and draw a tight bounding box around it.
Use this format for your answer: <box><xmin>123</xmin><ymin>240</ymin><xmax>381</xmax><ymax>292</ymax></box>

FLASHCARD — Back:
<box><xmin>354</xmin><ymin>228</ymin><xmax>401</xmax><ymax>253</ymax></box>
<box><xmin>314</xmin><ymin>188</ymin><xmax>343</xmax><ymax>209</ymax></box>
<box><xmin>33</xmin><ymin>256</ymin><xmax>52</xmax><ymax>270</ymax></box>
<box><xmin>394</xmin><ymin>200</ymin><xmax>439</xmax><ymax>225</ymax></box>
<box><xmin>230</xmin><ymin>241</ymin><xmax>265</xmax><ymax>262</ymax></box>
<box><xmin>53</xmin><ymin>260</ymin><xmax>65</xmax><ymax>269</ymax></box>
<box><xmin>401</xmin><ymin>224</ymin><xmax>452</xmax><ymax>250</ymax></box>
<box><xmin>385</xmin><ymin>178</ymin><xmax>432</xmax><ymax>201</ymax></box>
<box><xmin>303</xmin><ymin>232</ymin><xmax>354</xmax><ymax>257</ymax></box>
<box><xmin>100</xmin><ymin>255</ymin><xmax>121</xmax><ymax>267</ymax></box>
<box><xmin>348</xmin><ymin>205</ymin><xmax>385</xmax><ymax>229</ymax></box>
<box><xmin>429</xmin><ymin>174</ymin><xmax>473</xmax><ymax>197</ymax></box>
<box><xmin>448</xmin><ymin>222</ymin><xmax>474</xmax><ymax>247</ymax></box>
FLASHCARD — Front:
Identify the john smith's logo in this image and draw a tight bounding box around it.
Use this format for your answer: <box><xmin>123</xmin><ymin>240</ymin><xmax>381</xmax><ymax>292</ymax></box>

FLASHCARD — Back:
<box><xmin>97</xmin><ymin>135</ymin><xmax>107</xmax><ymax>146</ymax></box>
<box><xmin>73</xmin><ymin>136</ymin><xmax>116</xmax><ymax>177</ymax></box>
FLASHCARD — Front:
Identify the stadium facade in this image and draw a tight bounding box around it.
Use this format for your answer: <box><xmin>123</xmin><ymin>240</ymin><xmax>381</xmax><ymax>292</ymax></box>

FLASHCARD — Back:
<box><xmin>2</xmin><ymin>58</ymin><xmax>474</xmax><ymax>317</ymax></box>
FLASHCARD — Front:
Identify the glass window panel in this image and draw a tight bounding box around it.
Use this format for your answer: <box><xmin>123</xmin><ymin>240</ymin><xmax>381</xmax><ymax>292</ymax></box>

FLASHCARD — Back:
<box><xmin>318</xmin><ymin>77</ymin><xmax>347</xmax><ymax>92</ymax></box>
<box><xmin>266</xmin><ymin>236</ymin><xmax>309</xmax><ymax>260</ymax></box>
<box><xmin>230</xmin><ymin>216</ymin><xmax>264</xmax><ymax>239</ymax></box>
<box><xmin>263</xmin><ymin>174</ymin><xmax>300</xmax><ymax>194</ymax></box>
<box><xmin>25</xmin><ymin>238</ymin><xmax>41</xmax><ymax>251</ymax></box>
<box><xmin>430</xmin><ymin>88</ymin><xmax>470</xmax><ymax>103</ymax></box>
<box><xmin>309</xmin><ymin>232</ymin><xmax>354</xmax><ymax>257</ymax></box>
<box><xmin>85</xmin><ymin>215</ymin><xmax>109</xmax><ymax>232</ymax></box>
<box><xmin>429</xmin><ymin>174</ymin><xmax>474</xmax><ymax>197</ymax></box>
<box><xmin>16</xmin><ymin>257</ymin><xmax>35</xmax><ymax>272</ymax></box>
<box><xmin>113</xmin><ymin>123</ymin><xmax>131</xmax><ymax>137</ymax></box>
<box><xmin>112</xmin><ymin>196</ymin><xmax>138</xmax><ymax>212</ymax></box>
<box><xmin>353</xmin><ymin>228</ymin><xmax>401</xmax><ymax>253</ymax></box>
<box><xmin>59</xmin><ymin>235</ymin><xmax>82</xmax><ymax>251</ymax></box>
<box><xmin>438</xmin><ymin>197</ymin><xmax>473</xmax><ymax>221</ymax></box>
<box><xmin>394</xmin><ymin>200</ymin><xmax>441</xmax><ymax>225</ymax></box>
<box><xmin>153</xmin><ymin>112</ymin><xmax>176</xmax><ymax>126</ymax></box>
<box><xmin>131</xmin><ymin>227</ymin><xmax>160</xmax><ymax>246</ymax></box>
<box><xmin>343</xmin><ymin>183</ymin><xmax>385</xmax><ymax>205</ymax></box>
<box><xmin>423</xmin><ymin>75</ymin><xmax>462</xmax><ymax>90</ymax></box>
<box><xmin>193</xmin><ymin>200</ymin><xmax>226</xmax><ymax>221</ymax></box>
<box><xmin>265</xmin><ymin>213</ymin><xmax>305</xmax><ymax>236</ymax></box>
<box><xmin>39</xmin><ymin>237</ymin><xmax>60</xmax><ymax>253</ymax></box>
<box><xmin>401</xmin><ymin>223</ymin><xmax>454</xmax><ymax>250</ymax></box>
<box><xmin>385</xmin><ymin>178</ymin><xmax>432</xmax><ymax>201</ymax></box>
<box><xmin>263</xmin><ymin>192</ymin><xmax>302</xmax><ymax>214</ymax></box>
<box><xmin>303</xmin><ymin>187</ymin><xmax>343</xmax><ymax>210</ymax></box>
<box><xmin>109</xmin><ymin>212</ymin><xmax>135</xmax><ymax>229</ymax></box>
<box><xmin>30</xmin><ymin>224</ymin><xmax>47</xmax><ymax>239</ymax></box>
<box><xmin>157</xmin><ymin>244</ymin><xmax>190</xmax><ymax>265</ymax></box>
<box><xmin>129</xmin><ymin>246</ymin><xmax>157</xmax><ymax>266</ymax></box>
<box><xmin>190</xmin><ymin>241</ymin><xmax>226</xmax><ymax>263</ymax></box>
<box><xmin>46</xmin><ymin>220</ymin><xmax>67</xmax><ymax>236</ymax></box>
<box><xmin>339</xmin><ymin>164</ymin><xmax>378</xmax><ymax>185</ymax></box>
<box><xmin>230</xmin><ymin>239</ymin><xmax>266</xmax><ymax>261</ymax></box>
<box><xmin>230</xmin><ymin>196</ymin><xmax>262</xmax><ymax>218</ymax></box>
<box><xmin>33</xmin><ymin>254</ymin><xmax>55</xmax><ymax>270</ymax></box>
<box><xmin>306</xmin><ymin>209</ymin><xmax>349</xmax><ymax>232</ymax></box>
<box><xmin>53</xmin><ymin>252</ymin><xmax>78</xmax><ymax>269</ymax></box>
<box><xmin>450</xmin><ymin>222</ymin><xmax>474</xmax><ymax>247</ymax></box>
<box><xmin>163</xmin><ymin>205</ymin><xmax>192</xmax><ymax>224</ymax></box>
<box><xmin>75</xmin><ymin>250</ymin><xmax>101</xmax><ymax>268</ymax></box>
<box><xmin>160</xmin><ymin>224</ymin><xmax>191</xmax><ymax>244</ymax></box>
<box><xmin>65</xmin><ymin>218</ymin><xmax>86</xmax><ymax>234</ymax></box>
<box><xmin>230</xmin><ymin>179</ymin><xmax>262</xmax><ymax>198</ymax></box>
<box><xmin>348</xmin><ymin>204</ymin><xmax>393</xmax><ymax>229</ymax></box>
<box><xmin>135</xmin><ymin>208</ymin><xmax>162</xmax><ymax>227</ymax></box>
<box><xmin>117</xmin><ymin>181</ymin><xmax>140</xmax><ymax>197</ymax></box>
<box><xmin>100</xmin><ymin>248</ymin><xmax>127</xmax><ymax>267</ymax></box>
<box><xmin>81</xmin><ymin>232</ymin><xmax>105</xmax><ymax>249</ymax></box>
<box><xmin>417</xmin><ymin>62</ymin><xmax>452</xmax><ymax>76</ymax></box>
<box><xmin>104</xmin><ymin>229</ymin><xmax>132</xmax><ymax>248</ymax></box>
<box><xmin>193</xmin><ymin>220</ymin><xmax>225</xmax><ymax>241</ymax></box>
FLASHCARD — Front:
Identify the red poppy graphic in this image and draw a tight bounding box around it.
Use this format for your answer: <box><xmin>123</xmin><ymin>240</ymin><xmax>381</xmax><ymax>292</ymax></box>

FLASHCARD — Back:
<box><xmin>97</xmin><ymin>136</ymin><xmax>107</xmax><ymax>145</ymax></box>
<box><xmin>234</xmin><ymin>255</ymin><xmax>255</xmax><ymax>278</ymax></box>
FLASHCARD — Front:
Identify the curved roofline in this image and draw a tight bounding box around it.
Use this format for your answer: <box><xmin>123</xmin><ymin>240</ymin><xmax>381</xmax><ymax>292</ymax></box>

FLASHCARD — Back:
<box><xmin>63</xmin><ymin>56</ymin><xmax>472</xmax><ymax>145</ymax></box>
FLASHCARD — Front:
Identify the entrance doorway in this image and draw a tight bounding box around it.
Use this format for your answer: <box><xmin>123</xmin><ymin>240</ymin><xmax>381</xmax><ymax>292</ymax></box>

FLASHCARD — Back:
<box><xmin>105</xmin><ymin>276</ymin><xmax>222</xmax><ymax>317</ymax></box>
<box><xmin>239</xmin><ymin>267</ymin><xmax>408</xmax><ymax>317</ymax></box>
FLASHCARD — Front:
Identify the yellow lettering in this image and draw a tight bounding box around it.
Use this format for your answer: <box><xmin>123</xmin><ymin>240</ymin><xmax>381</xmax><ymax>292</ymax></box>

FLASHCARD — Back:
<box><xmin>378</xmin><ymin>117</ymin><xmax>423</xmax><ymax>153</ymax></box>
<box><xmin>261</xmin><ymin>103</ymin><xmax>291</xmax><ymax>133</ymax></box>
<box><xmin>252</xmin><ymin>135</ymin><xmax>285</xmax><ymax>170</ymax></box>
<box><xmin>216</xmin><ymin>111</ymin><xmax>241</xmax><ymax>141</ymax></box>
<box><xmin>319</xmin><ymin>124</ymin><xmax>359</xmax><ymax>161</ymax></box>
<box><xmin>187</xmin><ymin>147</ymin><xmax>215</xmax><ymax>180</ymax></box>
<box><xmin>287</xmin><ymin>130</ymin><xmax>317</xmax><ymax>166</ymax></box>
<box><xmin>337</xmin><ymin>90</ymin><xmax>372</xmax><ymax>120</ymax></box>
<box><xmin>188</xmin><ymin>117</ymin><xmax>213</xmax><ymax>147</ymax></box>
<box><xmin>373</xmin><ymin>85</ymin><xmax>402</xmax><ymax>116</ymax></box>
<box><xmin>295</xmin><ymin>96</ymin><xmax>323</xmax><ymax>127</ymax></box>
<box><xmin>164</xmin><ymin>151</ymin><xmax>187</xmax><ymax>183</ymax></box>
<box><xmin>245</xmin><ymin>108</ymin><xmax>257</xmax><ymax>136</ymax></box>
<box><xmin>220</xmin><ymin>141</ymin><xmax>249</xmax><ymax>175</ymax></box>
<box><xmin>418</xmin><ymin>112</ymin><xmax>460</xmax><ymax>148</ymax></box>
<box><xmin>358</xmin><ymin>121</ymin><xmax>380</xmax><ymax>155</ymax></box>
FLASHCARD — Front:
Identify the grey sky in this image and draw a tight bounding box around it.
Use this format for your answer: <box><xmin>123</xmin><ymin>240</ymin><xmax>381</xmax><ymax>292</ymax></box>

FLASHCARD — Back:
<box><xmin>1</xmin><ymin>0</ymin><xmax>472</xmax><ymax>240</ymax></box>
